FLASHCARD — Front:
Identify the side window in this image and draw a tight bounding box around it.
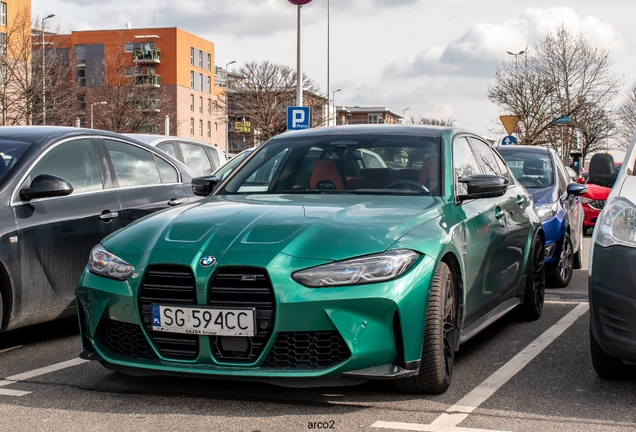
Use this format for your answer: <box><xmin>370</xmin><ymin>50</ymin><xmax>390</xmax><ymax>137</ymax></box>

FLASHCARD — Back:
<box><xmin>208</xmin><ymin>147</ymin><xmax>220</xmax><ymax>171</ymax></box>
<box><xmin>453</xmin><ymin>137</ymin><xmax>481</xmax><ymax>196</ymax></box>
<box><xmin>156</xmin><ymin>142</ymin><xmax>177</xmax><ymax>159</ymax></box>
<box><xmin>155</xmin><ymin>156</ymin><xmax>179</xmax><ymax>184</ymax></box>
<box><xmin>490</xmin><ymin>148</ymin><xmax>511</xmax><ymax>182</ymax></box>
<box><xmin>104</xmin><ymin>139</ymin><xmax>161</xmax><ymax>188</ymax></box>
<box><xmin>469</xmin><ymin>137</ymin><xmax>499</xmax><ymax>176</ymax></box>
<box><xmin>555</xmin><ymin>158</ymin><xmax>569</xmax><ymax>194</ymax></box>
<box><xmin>179</xmin><ymin>142</ymin><xmax>212</xmax><ymax>176</ymax></box>
<box><xmin>25</xmin><ymin>139</ymin><xmax>103</xmax><ymax>194</ymax></box>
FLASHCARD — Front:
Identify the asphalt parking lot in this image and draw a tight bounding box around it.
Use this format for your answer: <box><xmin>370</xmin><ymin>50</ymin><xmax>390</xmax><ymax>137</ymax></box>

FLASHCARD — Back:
<box><xmin>0</xmin><ymin>237</ymin><xmax>634</xmax><ymax>432</ymax></box>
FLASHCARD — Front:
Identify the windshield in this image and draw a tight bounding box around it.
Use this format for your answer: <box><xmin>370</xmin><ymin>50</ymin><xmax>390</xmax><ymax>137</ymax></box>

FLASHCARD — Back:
<box><xmin>220</xmin><ymin>134</ymin><xmax>442</xmax><ymax>196</ymax></box>
<box><xmin>214</xmin><ymin>150</ymin><xmax>252</xmax><ymax>181</ymax></box>
<box><xmin>499</xmin><ymin>150</ymin><xmax>554</xmax><ymax>188</ymax></box>
<box><xmin>0</xmin><ymin>139</ymin><xmax>33</xmax><ymax>182</ymax></box>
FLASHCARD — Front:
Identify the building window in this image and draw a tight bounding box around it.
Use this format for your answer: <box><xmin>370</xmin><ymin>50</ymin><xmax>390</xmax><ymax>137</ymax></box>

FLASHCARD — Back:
<box><xmin>190</xmin><ymin>71</ymin><xmax>194</xmax><ymax>89</ymax></box>
<box><xmin>199</xmin><ymin>119</ymin><xmax>203</xmax><ymax>137</ymax></box>
<box><xmin>190</xmin><ymin>47</ymin><xmax>194</xmax><ymax>65</ymax></box>
<box><xmin>0</xmin><ymin>32</ymin><xmax>6</xmax><ymax>56</ymax></box>
<box><xmin>206</xmin><ymin>76</ymin><xmax>211</xmax><ymax>93</ymax></box>
<box><xmin>190</xmin><ymin>118</ymin><xmax>195</xmax><ymax>135</ymax></box>
<box><xmin>214</xmin><ymin>122</ymin><xmax>218</xmax><ymax>131</ymax></box>
<box><xmin>199</xmin><ymin>73</ymin><xmax>204</xmax><ymax>91</ymax></box>
<box><xmin>207</xmin><ymin>121</ymin><xmax>211</xmax><ymax>138</ymax></box>
<box><xmin>214</xmin><ymin>100</ymin><xmax>218</xmax><ymax>110</ymax></box>
<box><xmin>199</xmin><ymin>96</ymin><xmax>203</xmax><ymax>114</ymax></box>
<box><xmin>198</xmin><ymin>51</ymin><xmax>203</xmax><ymax>69</ymax></box>
<box><xmin>0</xmin><ymin>3</ymin><xmax>6</xmax><ymax>27</ymax></box>
<box><xmin>207</xmin><ymin>53</ymin><xmax>211</xmax><ymax>71</ymax></box>
<box><xmin>190</xmin><ymin>94</ymin><xmax>194</xmax><ymax>112</ymax></box>
<box><xmin>207</xmin><ymin>99</ymin><xmax>211</xmax><ymax>116</ymax></box>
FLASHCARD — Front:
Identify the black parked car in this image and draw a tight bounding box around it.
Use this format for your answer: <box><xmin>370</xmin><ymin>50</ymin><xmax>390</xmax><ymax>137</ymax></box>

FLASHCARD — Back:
<box><xmin>0</xmin><ymin>127</ymin><xmax>199</xmax><ymax>332</ymax></box>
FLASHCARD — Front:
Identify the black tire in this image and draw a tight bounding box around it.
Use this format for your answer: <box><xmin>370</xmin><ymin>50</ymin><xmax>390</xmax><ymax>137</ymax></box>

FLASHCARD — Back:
<box><xmin>590</xmin><ymin>326</ymin><xmax>635</xmax><ymax>379</ymax></box>
<box><xmin>0</xmin><ymin>290</ymin><xmax>3</xmax><ymax>331</ymax></box>
<box><xmin>550</xmin><ymin>233</ymin><xmax>574</xmax><ymax>288</ymax></box>
<box><xmin>573</xmin><ymin>229</ymin><xmax>584</xmax><ymax>270</ymax></box>
<box><xmin>518</xmin><ymin>233</ymin><xmax>545</xmax><ymax>321</ymax></box>
<box><xmin>393</xmin><ymin>262</ymin><xmax>456</xmax><ymax>394</ymax></box>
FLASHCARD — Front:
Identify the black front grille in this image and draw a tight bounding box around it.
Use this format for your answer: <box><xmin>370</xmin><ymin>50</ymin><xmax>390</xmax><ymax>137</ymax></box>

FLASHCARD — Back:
<box><xmin>139</xmin><ymin>265</ymin><xmax>199</xmax><ymax>360</ymax></box>
<box><xmin>209</xmin><ymin>267</ymin><xmax>275</xmax><ymax>362</ymax></box>
<box><xmin>100</xmin><ymin>320</ymin><xmax>157</xmax><ymax>360</ymax></box>
<box><xmin>262</xmin><ymin>331</ymin><xmax>351</xmax><ymax>369</ymax></box>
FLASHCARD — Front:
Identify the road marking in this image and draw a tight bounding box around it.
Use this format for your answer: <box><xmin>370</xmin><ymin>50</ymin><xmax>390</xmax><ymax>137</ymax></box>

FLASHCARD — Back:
<box><xmin>0</xmin><ymin>358</ymin><xmax>88</xmax><ymax>397</ymax></box>
<box><xmin>372</xmin><ymin>302</ymin><xmax>589</xmax><ymax>432</ymax></box>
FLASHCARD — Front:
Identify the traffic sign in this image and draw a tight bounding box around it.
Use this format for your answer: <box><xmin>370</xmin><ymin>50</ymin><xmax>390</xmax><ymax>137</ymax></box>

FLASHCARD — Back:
<box><xmin>287</xmin><ymin>106</ymin><xmax>311</xmax><ymax>130</ymax></box>
<box><xmin>500</xmin><ymin>115</ymin><xmax>520</xmax><ymax>135</ymax></box>
<box><xmin>501</xmin><ymin>135</ymin><xmax>518</xmax><ymax>146</ymax></box>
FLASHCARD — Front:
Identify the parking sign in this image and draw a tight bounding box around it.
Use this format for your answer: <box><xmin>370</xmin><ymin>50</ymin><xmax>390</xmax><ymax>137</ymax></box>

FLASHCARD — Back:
<box><xmin>287</xmin><ymin>106</ymin><xmax>311</xmax><ymax>130</ymax></box>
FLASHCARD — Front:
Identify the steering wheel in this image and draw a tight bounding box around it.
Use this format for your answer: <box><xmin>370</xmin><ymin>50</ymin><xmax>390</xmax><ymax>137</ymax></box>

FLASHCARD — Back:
<box><xmin>385</xmin><ymin>180</ymin><xmax>429</xmax><ymax>193</ymax></box>
<box><xmin>519</xmin><ymin>177</ymin><xmax>543</xmax><ymax>188</ymax></box>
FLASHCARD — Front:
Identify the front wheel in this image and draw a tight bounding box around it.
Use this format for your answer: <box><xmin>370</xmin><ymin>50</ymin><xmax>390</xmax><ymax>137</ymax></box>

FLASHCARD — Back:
<box><xmin>393</xmin><ymin>261</ymin><xmax>456</xmax><ymax>394</ymax></box>
<box><xmin>550</xmin><ymin>233</ymin><xmax>574</xmax><ymax>288</ymax></box>
<box><xmin>517</xmin><ymin>233</ymin><xmax>545</xmax><ymax>321</ymax></box>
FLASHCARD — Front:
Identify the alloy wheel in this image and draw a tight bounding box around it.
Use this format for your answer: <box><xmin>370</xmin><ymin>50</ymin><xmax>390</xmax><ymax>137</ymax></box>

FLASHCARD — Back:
<box><xmin>532</xmin><ymin>237</ymin><xmax>546</xmax><ymax>311</ymax></box>
<box><xmin>443</xmin><ymin>276</ymin><xmax>455</xmax><ymax>378</ymax></box>
<box><xmin>558</xmin><ymin>237</ymin><xmax>573</xmax><ymax>283</ymax></box>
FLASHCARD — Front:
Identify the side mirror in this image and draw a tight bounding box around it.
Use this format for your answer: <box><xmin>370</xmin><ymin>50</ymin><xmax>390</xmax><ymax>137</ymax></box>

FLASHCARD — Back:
<box><xmin>588</xmin><ymin>153</ymin><xmax>618</xmax><ymax>188</ymax></box>
<box><xmin>458</xmin><ymin>174</ymin><xmax>508</xmax><ymax>200</ymax></box>
<box><xmin>192</xmin><ymin>175</ymin><xmax>220</xmax><ymax>197</ymax></box>
<box><xmin>20</xmin><ymin>174</ymin><xmax>73</xmax><ymax>201</ymax></box>
<box><xmin>567</xmin><ymin>182</ymin><xmax>587</xmax><ymax>197</ymax></box>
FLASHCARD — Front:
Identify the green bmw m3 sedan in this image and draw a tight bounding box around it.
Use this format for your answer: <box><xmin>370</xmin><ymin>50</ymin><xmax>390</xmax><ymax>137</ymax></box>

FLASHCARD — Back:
<box><xmin>76</xmin><ymin>125</ymin><xmax>545</xmax><ymax>394</ymax></box>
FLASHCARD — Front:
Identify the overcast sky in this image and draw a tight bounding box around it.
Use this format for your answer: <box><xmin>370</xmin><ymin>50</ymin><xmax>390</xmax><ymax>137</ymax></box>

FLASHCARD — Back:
<box><xmin>33</xmin><ymin>0</ymin><xmax>636</xmax><ymax>142</ymax></box>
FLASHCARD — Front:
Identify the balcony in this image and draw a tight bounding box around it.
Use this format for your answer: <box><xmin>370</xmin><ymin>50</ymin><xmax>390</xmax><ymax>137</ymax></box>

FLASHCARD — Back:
<box><xmin>133</xmin><ymin>48</ymin><xmax>161</xmax><ymax>64</ymax></box>
<box><xmin>133</xmin><ymin>99</ymin><xmax>160</xmax><ymax>112</ymax></box>
<box><xmin>134</xmin><ymin>73</ymin><xmax>161</xmax><ymax>87</ymax></box>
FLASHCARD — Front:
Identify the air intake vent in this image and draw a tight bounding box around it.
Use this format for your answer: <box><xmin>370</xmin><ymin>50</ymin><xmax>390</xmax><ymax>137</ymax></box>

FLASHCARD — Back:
<box><xmin>139</xmin><ymin>265</ymin><xmax>199</xmax><ymax>359</ymax></box>
<box><xmin>209</xmin><ymin>267</ymin><xmax>275</xmax><ymax>362</ymax></box>
<box><xmin>100</xmin><ymin>320</ymin><xmax>158</xmax><ymax>360</ymax></box>
<box><xmin>262</xmin><ymin>331</ymin><xmax>351</xmax><ymax>369</ymax></box>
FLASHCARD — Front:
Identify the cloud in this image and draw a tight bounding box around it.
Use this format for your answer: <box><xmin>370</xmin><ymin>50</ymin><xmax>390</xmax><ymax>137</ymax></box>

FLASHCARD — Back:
<box><xmin>383</xmin><ymin>7</ymin><xmax>631</xmax><ymax>79</ymax></box>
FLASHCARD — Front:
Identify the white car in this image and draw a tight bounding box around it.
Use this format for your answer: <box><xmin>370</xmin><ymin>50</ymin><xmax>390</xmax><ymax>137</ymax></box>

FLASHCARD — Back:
<box><xmin>126</xmin><ymin>134</ymin><xmax>227</xmax><ymax>177</ymax></box>
<box><xmin>589</xmin><ymin>139</ymin><xmax>636</xmax><ymax>378</ymax></box>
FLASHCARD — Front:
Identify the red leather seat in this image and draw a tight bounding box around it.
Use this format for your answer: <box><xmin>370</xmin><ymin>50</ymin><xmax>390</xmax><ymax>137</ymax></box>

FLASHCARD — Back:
<box><xmin>310</xmin><ymin>159</ymin><xmax>344</xmax><ymax>190</ymax></box>
<box><xmin>418</xmin><ymin>156</ymin><xmax>438</xmax><ymax>189</ymax></box>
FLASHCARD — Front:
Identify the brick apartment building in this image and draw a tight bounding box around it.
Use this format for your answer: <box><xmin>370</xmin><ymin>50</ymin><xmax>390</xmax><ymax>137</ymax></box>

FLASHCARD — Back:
<box><xmin>335</xmin><ymin>106</ymin><xmax>402</xmax><ymax>125</ymax></box>
<box><xmin>54</xmin><ymin>27</ymin><xmax>226</xmax><ymax>148</ymax></box>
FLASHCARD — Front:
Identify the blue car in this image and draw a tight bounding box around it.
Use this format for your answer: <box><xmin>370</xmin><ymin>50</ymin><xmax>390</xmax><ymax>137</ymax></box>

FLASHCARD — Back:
<box><xmin>499</xmin><ymin>146</ymin><xmax>587</xmax><ymax>287</ymax></box>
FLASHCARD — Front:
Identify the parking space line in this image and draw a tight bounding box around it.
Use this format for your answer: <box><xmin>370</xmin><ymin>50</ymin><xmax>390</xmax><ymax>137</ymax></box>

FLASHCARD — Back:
<box><xmin>372</xmin><ymin>302</ymin><xmax>589</xmax><ymax>432</ymax></box>
<box><xmin>0</xmin><ymin>358</ymin><xmax>88</xmax><ymax>397</ymax></box>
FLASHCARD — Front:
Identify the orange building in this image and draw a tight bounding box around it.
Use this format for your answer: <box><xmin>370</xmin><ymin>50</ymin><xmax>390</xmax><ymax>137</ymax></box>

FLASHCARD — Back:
<box><xmin>59</xmin><ymin>28</ymin><xmax>226</xmax><ymax>148</ymax></box>
<box><xmin>1</xmin><ymin>0</ymin><xmax>32</xmax><ymax>59</ymax></box>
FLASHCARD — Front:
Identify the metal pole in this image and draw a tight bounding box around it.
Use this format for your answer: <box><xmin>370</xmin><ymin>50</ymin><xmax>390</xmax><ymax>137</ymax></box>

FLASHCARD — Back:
<box><xmin>225</xmin><ymin>61</ymin><xmax>236</xmax><ymax>154</ymax></box>
<box><xmin>90</xmin><ymin>103</ymin><xmax>94</xmax><ymax>129</ymax></box>
<box><xmin>332</xmin><ymin>88</ymin><xmax>341</xmax><ymax>126</ymax></box>
<box><xmin>327</xmin><ymin>0</ymin><xmax>330</xmax><ymax>125</ymax></box>
<box><xmin>296</xmin><ymin>5</ymin><xmax>303</xmax><ymax>106</ymax></box>
<box><xmin>402</xmin><ymin>107</ymin><xmax>410</xmax><ymax>124</ymax></box>
<box><xmin>165</xmin><ymin>115</ymin><xmax>170</xmax><ymax>135</ymax></box>
<box><xmin>42</xmin><ymin>14</ymin><xmax>55</xmax><ymax>125</ymax></box>
<box><xmin>76</xmin><ymin>117</ymin><xmax>80</xmax><ymax>128</ymax></box>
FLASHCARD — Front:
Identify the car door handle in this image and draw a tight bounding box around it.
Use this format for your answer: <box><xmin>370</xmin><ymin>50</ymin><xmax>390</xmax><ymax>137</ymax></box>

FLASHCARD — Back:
<box><xmin>495</xmin><ymin>206</ymin><xmax>505</xmax><ymax>219</ymax></box>
<box><xmin>517</xmin><ymin>195</ymin><xmax>525</xmax><ymax>208</ymax></box>
<box><xmin>99</xmin><ymin>211</ymin><xmax>119</xmax><ymax>221</ymax></box>
<box><xmin>168</xmin><ymin>198</ymin><xmax>185</xmax><ymax>206</ymax></box>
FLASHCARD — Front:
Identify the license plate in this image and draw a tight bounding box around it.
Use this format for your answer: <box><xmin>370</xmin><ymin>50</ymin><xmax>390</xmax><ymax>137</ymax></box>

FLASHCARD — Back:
<box><xmin>151</xmin><ymin>305</ymin><xmax>255</xmax><ymax>337</ymax></box>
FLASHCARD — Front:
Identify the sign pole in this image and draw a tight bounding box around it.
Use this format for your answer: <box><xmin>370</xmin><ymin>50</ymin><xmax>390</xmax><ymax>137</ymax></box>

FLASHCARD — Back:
<box><xmin>288</xmin><ymin>1</ymin><xmax>313</xmax><ymax>107</ymax></box>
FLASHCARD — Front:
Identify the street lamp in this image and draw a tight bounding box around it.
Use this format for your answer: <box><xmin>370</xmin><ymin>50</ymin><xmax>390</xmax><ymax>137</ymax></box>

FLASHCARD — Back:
<box><xmin>288</xmin><ymin>0</ymin><xmax>313</xmax><ymax>106</ymax></box>
<box><xmin>225</xmin><ymin>60</ymin><xmax>236</xmax><ymax>154</ymax></box>
<box><xmin>506</xmin><ymin>50</ymin><xmax>525</xmax><ymax>67</ymax></box>
<box><xmin>402</xmin><ymin>107</ymin><xmax>410</xmax><ymax>124</ymax></box>
<box><xmin>42</xmin><ymin>13</ymin><xmax>55</xmax><ymax>125</ymax></box>
<box><xmin>90</xmin><ymin>101</ymin><xmax>107</xmax><ymax>129</ymax></box>
<box><xmin>331</xmin><ymin>88</ymin><xmax>341</xmax><ymax>126</ymax></box>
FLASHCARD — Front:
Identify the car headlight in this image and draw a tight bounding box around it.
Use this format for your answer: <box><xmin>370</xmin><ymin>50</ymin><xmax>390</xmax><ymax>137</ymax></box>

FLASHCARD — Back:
<box><xmin>88</xmin><ymin>244</ymin><xmax>135</xmax><ymax>281</ymax></box>
<box><xmin>535</xmin><ymin>202</ymin><xmax>558</xmax><ymax>221</ymax></box>
<box><xmin>292</xmin><ymin>249</ymin><xmax>420</xmax><ymax>288</ymax></box>
<box><xmin>596</xmin><ymin>197</ymin><xmax>636</xmax><ymax>248</ymax></box>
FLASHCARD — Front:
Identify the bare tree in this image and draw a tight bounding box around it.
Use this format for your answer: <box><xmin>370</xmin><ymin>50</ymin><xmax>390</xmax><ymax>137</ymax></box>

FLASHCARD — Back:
<box><xmin>488</xmin><ymin>25</ymin><xmax>623</xmax><ymax>155</ymax></box>
<box><xmin>228</xmin><ymin>60</ymin><xmax>324</xmax><ymax>144</ymax></box>
<box><xmin>86</xmin><ymin>33</ymin><xmax>171</xmax><ymax>133</ymax></box>
<box><xmin>616</xmin><ymin>83</ymin><xmax>636</xmax><ymax>149</ymax></box>
<box><xmin>406</xmin><ymin>115</ymin><xmax>455</xmax><ymax>126</ymax></box>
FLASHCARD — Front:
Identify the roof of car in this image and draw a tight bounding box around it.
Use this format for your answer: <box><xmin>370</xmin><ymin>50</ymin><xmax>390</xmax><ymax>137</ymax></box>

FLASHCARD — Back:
<box><xmin>271</xmin><ymin>124</ymin><xmax>464</xmax><ymax>140</ymax></box>
<box><xmin>0</xmin><ymin>126</ymin><xmax>137</xmax><ymax>144</ymax></box>
<box><xmin>497</xmin><ymin>145</ymin><xmax>550</xmax><ymax>154</ymax></box>
<box><xmin>125</xmin><ymin>133</ymin><xmax>218</xmax><ymax>148</ymax></box>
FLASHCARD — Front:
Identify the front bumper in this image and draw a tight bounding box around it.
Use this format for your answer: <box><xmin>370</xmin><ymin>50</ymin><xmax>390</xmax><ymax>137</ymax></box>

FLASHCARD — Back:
<box><xmin>76</xmin><ymin>252</ymin><xmax>436</xmax><ymax>381</ymax></box>
<box><xmin>583</xmin><ymin>206</ymin><xmax>601</xmax><ymax>229</ymax></box>
<box><xmin>541</xmin><ymin>214</ymin><xmax>566</xmax><ymax>267</ymax></box>
<box><xmin>589</xmin><ymin>243</ymin><xmax>636</xmax><ymax>363</ymax></box>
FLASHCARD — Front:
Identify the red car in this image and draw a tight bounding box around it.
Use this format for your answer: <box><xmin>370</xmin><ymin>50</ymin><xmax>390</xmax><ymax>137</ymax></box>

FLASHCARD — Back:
<box><xmin>579</xmin><ymin>160</ymin><xmax>622</xmax><ymax>234</ymax></box>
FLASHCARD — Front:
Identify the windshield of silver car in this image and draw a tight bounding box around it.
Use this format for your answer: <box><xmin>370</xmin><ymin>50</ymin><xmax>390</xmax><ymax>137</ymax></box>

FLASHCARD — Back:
<box><xmin>219</xmin><ymin>134</ymin><xmax>442</xmax><ymax>196</ymax></box>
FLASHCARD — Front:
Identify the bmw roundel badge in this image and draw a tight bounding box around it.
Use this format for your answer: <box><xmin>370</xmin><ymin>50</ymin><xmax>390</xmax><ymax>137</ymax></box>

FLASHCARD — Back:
<box><xmin>200</xmin><ymin>256</ymin><xmax>217</xmax><ymax>267</ymax></box>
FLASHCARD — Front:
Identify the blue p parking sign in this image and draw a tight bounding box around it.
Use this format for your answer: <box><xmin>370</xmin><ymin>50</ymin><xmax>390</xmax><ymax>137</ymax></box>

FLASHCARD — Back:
<box><xmin>287</xmin><ymin>106</ymin><xmax>311</xmax><ymax>130</ymax></box>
